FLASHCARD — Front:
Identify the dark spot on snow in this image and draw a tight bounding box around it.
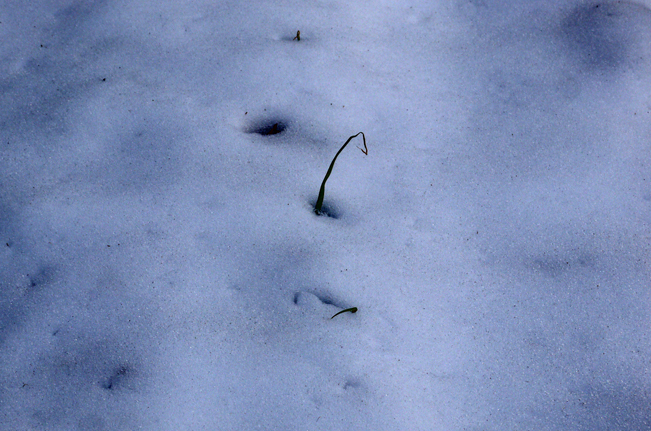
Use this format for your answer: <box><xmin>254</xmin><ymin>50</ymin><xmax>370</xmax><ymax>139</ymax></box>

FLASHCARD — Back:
<box><xmin>343</xmin><ymin>378</ymin><xmax>362</xmax><ymax>390</ymax></box>
<box><xmin>560</xmin><ymin>2</ymin><xmax>642</xmax><ymax>71</ymax></box>
<box><xmin>314</xmin><ymin>292</ymin><xmax>336</xmax><ymax>306</ymax></box>
<box><xmin>27</xmin><ymin>265</ymin><xmax>57</xmax><ymax>291</ymax></box>
<box><xmin>528</xmin><ymin>252</ymin><xmax>594</xmax><ymax>277</ymax></box>
<box><xmin>101</xmin><ymin>365</ymin><xmax>130</xmax><ymax>390</ymax></box>
<box><xmin>246</xmin><ymin>119</ymin><xmax>288</xmax><ymax>136</ymax></box>
<box><xmin>293</xmin><ymin>290</ymin><xmax>346</xmax><ymax>308</ymax></box>
<box><xmin>310</xmin><ymin>200</ymin><xmax>341</xmax><ymax>219</ymax></box>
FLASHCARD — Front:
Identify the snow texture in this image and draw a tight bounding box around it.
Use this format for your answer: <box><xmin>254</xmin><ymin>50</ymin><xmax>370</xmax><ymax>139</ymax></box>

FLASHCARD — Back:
<box><xmin>1</xmin><ymin>0</ymin><xmax>650</xmax><ymax>430</ymax></box>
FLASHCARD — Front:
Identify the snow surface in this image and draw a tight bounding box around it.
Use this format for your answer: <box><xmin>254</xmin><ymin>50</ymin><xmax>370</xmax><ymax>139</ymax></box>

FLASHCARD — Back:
<box><xmin>1</xmin><ymin>0</ymin><xmax>651</xmax><ymax>429</ymax></box>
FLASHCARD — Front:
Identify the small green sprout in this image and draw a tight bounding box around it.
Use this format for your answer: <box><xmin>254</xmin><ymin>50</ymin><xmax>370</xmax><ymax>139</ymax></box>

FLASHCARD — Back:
<box><xmin>314</xmin><ymin>132</ymin><xmax>367</xmax><ymax>215</ymax></box>
<box><xmin>293</xmin><ymin>30</ymin><xmax>300</xmax><ymax>41</ymax></box>
<box><xmin>331</xmin><ymin>307</ymin><xmax>358</xmax><ymax>319</ymax></box>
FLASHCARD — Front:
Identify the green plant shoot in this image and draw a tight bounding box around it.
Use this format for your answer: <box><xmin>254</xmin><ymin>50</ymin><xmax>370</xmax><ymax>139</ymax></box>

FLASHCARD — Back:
<box><xmin>314</xmin><ymin>132</ymin><xmax>367</xmax><ymax>215</ymax></box>
<box><xmin>331</xmin><ymin>307</ymin><xmax>358</xmax><ymax>319</ymax></box>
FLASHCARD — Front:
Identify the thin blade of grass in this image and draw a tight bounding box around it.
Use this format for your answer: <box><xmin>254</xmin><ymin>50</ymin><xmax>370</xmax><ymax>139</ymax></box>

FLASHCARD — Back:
<box><xmin>314</xmin><ymin>132</ymin><xmax>367</xmax><ymax>215</ymax></box>
<box><xmin>331</xmin><ymin>307</ymin><xmax>358</xmax><ymax>319</ymax></box>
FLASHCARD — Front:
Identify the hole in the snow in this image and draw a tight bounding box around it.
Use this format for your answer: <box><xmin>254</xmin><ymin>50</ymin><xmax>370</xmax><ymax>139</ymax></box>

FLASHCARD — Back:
<box><xmin>343</xmin><ymin>378</ymin><xmax>362</xmax><ymax>390</ymax></box>
<box><xmin>246</xmin><ymin>119</ymin><xmax>288</xmax><ymax>136</ymax></box>
<box><xmin>310</xmin><ymin>200</ymin><xmax>341</xmax><ymax>219</ymax></box>
<box><xmin>314</xmin><ymin>292</ymin><xmax>336</xmax><ymax>306</ymax></box>
<box><xmin>101</xmin><ymin>365</ymin><xmax>130</xmax><ymax>390</ymax></box>
<box><xmin>25</xmin><ymin>265</ymin><xmax>56</xmax><ymax>292</ymax></box>
<box><xmin>293</xmin><ymin>291</ymin><xmax>343</xmax><ymax>308</ymax></box>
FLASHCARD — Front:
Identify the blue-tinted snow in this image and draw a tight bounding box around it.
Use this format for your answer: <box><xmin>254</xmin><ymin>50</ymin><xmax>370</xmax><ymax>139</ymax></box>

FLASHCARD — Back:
<box><xmin>1</xmin><ymin>0</ymin><xmax>650</xmax><ymax>429</ymax></box>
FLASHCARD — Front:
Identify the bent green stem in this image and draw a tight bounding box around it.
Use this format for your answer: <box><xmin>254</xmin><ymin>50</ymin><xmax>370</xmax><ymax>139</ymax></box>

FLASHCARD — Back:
<box><xmin>331</xmin><ymin>307</ymin><xmax>358</xmax><ymax>319</ymax></box>
<box><xmin>314</xmin><ymin>132</ymin><xmax>367</xmax><ymax>215</ymax></box>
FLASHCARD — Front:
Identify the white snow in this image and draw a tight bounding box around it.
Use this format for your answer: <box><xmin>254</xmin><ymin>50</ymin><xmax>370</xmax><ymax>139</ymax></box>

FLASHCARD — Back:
<box><xmin>1</xmin><ymin>0</ymin><xmax>650</xmax><ymax>429</ymax></box>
